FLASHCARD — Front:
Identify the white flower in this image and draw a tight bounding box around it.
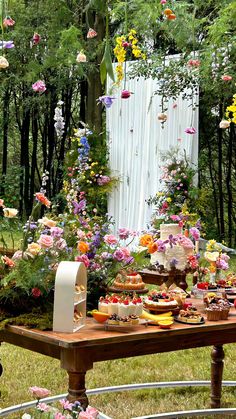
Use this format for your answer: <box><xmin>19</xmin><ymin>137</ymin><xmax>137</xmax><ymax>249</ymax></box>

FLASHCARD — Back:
<box><xmin>22</xmin><ymin>414</ymin><xmax>32</xmax><ymax>419</ymax></box>
<box><xmin>3</xmin><ymin>207</ymin><xmax>18</xmax><ymax>218</ymax></box>
<box><xmin>219</xmin><ymin>120</ymin><xmax>230</xmax><ymax>129</ymax></box>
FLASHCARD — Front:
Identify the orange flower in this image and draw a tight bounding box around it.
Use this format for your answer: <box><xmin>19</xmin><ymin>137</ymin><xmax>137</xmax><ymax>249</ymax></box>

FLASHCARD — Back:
<box><xmin>167</xmin><ymin>13</ymin><xmax>176</xmax><ymax>20</ymax></box>
<box><xmin>139</xmin><ymin>234</ymin><xmax>154</xmax><ymax>247</ymax></box>
<box><xmin>163</xmin><ymin>8</ymin><xmax>173</xmax><ymax>16</ymax></box>
<box><xmin>35</xmin><ymin>192</ymin><xmax>51</xmax><ymax>208</ymax></box>
<box><xmin>147</xmin><ymin>242</ymin><xmax>158</xmax><ymax>254</ymax></box>
<box><xmin>1</xmin><ymin>255</ymin><xmax>15</xmax><ymax>268</ymax></box>
<box><xmin>77</xmin><ymin>241</ymin><xmax>90</xmax><ymax>254</ymax></box>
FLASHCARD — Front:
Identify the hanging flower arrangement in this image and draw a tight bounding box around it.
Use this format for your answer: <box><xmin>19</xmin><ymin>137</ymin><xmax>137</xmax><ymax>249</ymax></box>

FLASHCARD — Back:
<box><xmin>0</xmin><ymin>56</ymin><xmax>9</xmax><ymax>69</ymax></box>
<box><xmin>113</xmin><ymin>29</ymin><xmax>146</xmax><ymax>84</ymax></box>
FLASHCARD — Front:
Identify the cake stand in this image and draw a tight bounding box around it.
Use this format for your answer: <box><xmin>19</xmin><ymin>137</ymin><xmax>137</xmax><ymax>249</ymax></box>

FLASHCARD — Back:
<box><xmin>107</xmin><ymin>286</ymin><xmax>149</xmax><ymax>295</ymax></box>
<box><xmin>139</xmin><ymin>268</ymin><xmax>189</xmax><ymax>291</ymax></box>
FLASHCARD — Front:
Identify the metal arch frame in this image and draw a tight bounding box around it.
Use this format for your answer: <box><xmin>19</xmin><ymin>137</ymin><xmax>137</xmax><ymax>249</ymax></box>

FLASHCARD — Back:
<box><xmin>1</xmin><ymin>380</ymin><xmax>236</xmax><ymax>418</ymax></box>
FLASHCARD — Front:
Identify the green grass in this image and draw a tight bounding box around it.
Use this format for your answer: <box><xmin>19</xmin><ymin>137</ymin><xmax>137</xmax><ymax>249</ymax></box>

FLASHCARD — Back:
<box><xmin>1</xmin><ymin>344</ymin><xmax>236</xmax><ymax>418</ymax></box>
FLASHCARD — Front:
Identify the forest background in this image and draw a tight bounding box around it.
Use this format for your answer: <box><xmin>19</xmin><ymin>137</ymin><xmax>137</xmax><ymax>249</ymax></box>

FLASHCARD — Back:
<box><xmin>0</xmin><ymin>0</ymin><xmax>236</xmax><ymax>245</ymax></box>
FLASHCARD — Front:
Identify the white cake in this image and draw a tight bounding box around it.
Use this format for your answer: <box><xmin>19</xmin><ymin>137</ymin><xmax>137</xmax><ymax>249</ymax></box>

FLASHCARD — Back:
<box><xmin>150</xmin><ymin>223</ymin><xmax>194</xmax><ymax>271</ymax></box>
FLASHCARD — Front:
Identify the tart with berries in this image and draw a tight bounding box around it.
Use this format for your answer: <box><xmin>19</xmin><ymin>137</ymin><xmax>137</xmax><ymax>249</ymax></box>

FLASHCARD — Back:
<box><xmin>143</xmin><ymin>290</ymin><xmax>178</xmax><ymax>312</ymax></box>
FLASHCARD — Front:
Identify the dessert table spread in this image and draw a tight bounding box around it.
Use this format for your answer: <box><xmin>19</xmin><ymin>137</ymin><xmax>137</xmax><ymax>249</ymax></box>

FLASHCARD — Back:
<box><xmin>0</xmin><ymin>300</ymin><xmax>236</xmax><ymax>411</ymax></box>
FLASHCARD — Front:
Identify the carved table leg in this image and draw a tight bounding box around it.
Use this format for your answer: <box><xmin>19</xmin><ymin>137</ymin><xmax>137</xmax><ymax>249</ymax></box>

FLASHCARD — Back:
<box><xmin>67</xmin><ymin>371</ymin><xmax>88</xmax><ymax>409</ymax></box>
<box><xmin>211</xmin><ymin>345</ymin><xmax>225</xmax><ymax>408</ymax></box>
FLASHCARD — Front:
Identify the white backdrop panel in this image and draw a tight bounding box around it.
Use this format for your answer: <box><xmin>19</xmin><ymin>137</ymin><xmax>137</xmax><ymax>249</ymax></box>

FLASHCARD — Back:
<box><xmin>107</xmin><ymin>59</ymin><xmax>198</xmax><ymax>233</ymax></box>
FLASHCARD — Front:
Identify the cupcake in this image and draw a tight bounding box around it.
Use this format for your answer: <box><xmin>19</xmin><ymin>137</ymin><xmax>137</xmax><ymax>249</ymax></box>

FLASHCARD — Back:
<box><xmin>206</xmin><ymin>304</ymin><xmax>222</xmax><ymax>321</ymax></box>
<box><xmin>107</xmin><ymin>314</ymin><xmax>119</xmax><ymax>325</ymax></box>
<box><xmin>218</xmin><ymin>299</ymin><xmax>231</xmax><ymax>320</ymax></box>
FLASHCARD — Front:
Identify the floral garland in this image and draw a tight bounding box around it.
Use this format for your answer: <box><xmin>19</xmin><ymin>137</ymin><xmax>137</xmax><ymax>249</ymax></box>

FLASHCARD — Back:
<box><xmin>113</xmin><ymin>29</ymin><xmax>145</xmax><ymax>84</ymax></box>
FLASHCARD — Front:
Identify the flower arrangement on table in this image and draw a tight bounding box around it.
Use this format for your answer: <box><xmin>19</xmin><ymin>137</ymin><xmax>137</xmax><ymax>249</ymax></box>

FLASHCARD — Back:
<box><xmin>20</xmin><ymin>386</ymin><xmax>99</xmax><ymax>418</ymax></box>
<box><xmin>0</xmin><ymin>178</ymin><xmax>75</xmax><ymax>329</ymax></box>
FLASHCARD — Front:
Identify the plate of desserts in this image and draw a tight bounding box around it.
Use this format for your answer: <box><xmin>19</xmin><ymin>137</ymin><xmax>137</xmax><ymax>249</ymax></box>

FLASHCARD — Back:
<box><xmin>174</xmin><ymin>306</ymin><xmax>205</xmax><ymax>325</ymax></box>
<box><xmin>104</xmin><ymin>314</ymin><xmax>147</xmax><ymax>330</ymax></box>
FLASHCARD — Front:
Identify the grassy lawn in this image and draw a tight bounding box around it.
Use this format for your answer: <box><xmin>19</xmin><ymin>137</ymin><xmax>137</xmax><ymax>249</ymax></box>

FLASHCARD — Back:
<box><xmin>1</xmin><ymin>342</ymin><xmax>236</xmax><ymax>418</ymax></box>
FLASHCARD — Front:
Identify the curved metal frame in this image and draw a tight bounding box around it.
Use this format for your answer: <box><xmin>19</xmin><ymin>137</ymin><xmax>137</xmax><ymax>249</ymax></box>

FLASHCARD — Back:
<box><xmin>1</xmin><ymin>380</ymin><xmax>236</xmax><ymax>418</ymax></box>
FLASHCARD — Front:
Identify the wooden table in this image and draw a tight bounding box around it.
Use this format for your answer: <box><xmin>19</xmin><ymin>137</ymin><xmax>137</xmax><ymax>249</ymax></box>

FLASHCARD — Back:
<box><xmin>1</xmin><ymin>306</ymin><xmax>236</xmax><ymax>411</ymax></box>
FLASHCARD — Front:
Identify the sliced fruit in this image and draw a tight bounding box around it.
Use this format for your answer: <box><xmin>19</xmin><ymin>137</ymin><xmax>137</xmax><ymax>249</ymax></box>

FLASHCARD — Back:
<box><xmin>91</xmin><ymin>311</ymin><xmax>110</xmax><ymax>323</ymax></box>
<box><xmin>158</xmin><ymin>320</ymin><xmax>174</xmax><ymax>329</ymax></box>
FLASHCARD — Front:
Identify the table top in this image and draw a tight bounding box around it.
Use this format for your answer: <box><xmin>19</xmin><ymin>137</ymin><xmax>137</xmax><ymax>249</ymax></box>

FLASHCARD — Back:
<box><xmin>1</xmin><ymin>301</ymin><xmax>236</xmax><ymax>364</ymax></box>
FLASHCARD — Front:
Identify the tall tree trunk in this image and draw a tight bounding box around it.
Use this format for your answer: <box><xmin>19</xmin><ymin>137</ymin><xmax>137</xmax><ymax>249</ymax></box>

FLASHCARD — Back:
<box><xmin>21</xmin><ymin>103</ymin><xmax>31</xmax><ymax>217</ymax></box>
<box><xmin>30</xmin><ymin>106</ymin><xmax>38</xmax><ymax>212</ymax></box>
<box><xmin>87</xmin><ymin>13</ymin><xmax>105</xmax><ymax>133</ymax></box>
<box><xmin>217</xmin><ymin>104</ymin><xmax>225</xmax><ymax>241</ymax></box>
<box><xmin>206</xmin><ymin>133</ymin><xmax>220</xmax><ymax>235</ymax></box>
<box><xmin>1</xmin><ymin>85</ymin><xmax>10</xmax><ymax>196</ymax></box>
<box><xmin>46</xmin><ymin>87</ymin><xmax>57</xmax><ymax>198</ymax></box>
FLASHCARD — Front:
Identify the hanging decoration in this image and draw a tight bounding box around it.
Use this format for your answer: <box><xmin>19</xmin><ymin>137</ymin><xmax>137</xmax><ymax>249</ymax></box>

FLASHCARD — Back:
<box><xmin>32</xmin><ymin>80</ymin><xmax>46</xmax><ymax>93</ymax></box>
<box><xmin>32</xmin><ymin>32</ymin><xmax>41</xmax><ymax>46</ymax></box>
<box><xmin>76</xmin><ymin>51</ymin><xmax>87</xmax><ymax>63</ymax></box>
<box><xmin>87</xmin><ymin>28</ymin><xmax>97</xmax><ymax>39</ymax></box>
<box><xmin>3</xmin><ymin>16</ymin><xmax>15</xmax><ymax>27</ymax></box>
<box><xmin>0</xmin><ymin>55</ymin><xmax>9</xmax><ymax>68</ymax></box>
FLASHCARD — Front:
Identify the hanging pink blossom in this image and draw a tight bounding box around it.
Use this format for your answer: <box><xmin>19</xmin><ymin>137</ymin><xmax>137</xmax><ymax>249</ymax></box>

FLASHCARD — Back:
<box><xmin>121</xmin><ymin>90</ymin><xmax>131</xmax><ymax>99</ymax></box>
<box><xmin>160</xmin><ymin>0</ymin><xmax>167</xmax><ymax>4</ymax></box>
<box><xmin>32</xmin><ymin>80</ymin><xmax>46</xmax><ymax>93</ymax></box>
<box><xmin>185</xmin><ymin>127</ymin><xmax>196</xmax><ymax>134</ymax></box>
<box><xmin>221</xmin><ymin>75</ymin><xmax>232</xmax><ymax>81</ymax></box>
<box><xmin>3</xmin><ymin>16</ymin><xmax>15</xmax><ymax>27</ymax></box>
<box><xmin>87</xmin><ymin>28</ymin><xmax>97</xmax><ymax>39</ymax></box>
<box><xmin>187</xmin><ymin>59</ymin><xmax>200</xmax><ymax>67</ymax></box>
<box><xmin>33</xmin><ymin>33</ymin><xmax>41</xmax><ymax>46</ymax></box>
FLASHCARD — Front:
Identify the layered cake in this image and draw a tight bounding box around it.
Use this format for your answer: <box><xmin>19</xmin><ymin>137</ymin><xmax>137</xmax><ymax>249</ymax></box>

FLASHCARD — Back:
<box><xmin>143</xmin><ymin>290</ymin><xmax>178</xmax><ymax>311</ymax></box>
<box><xmin>113</xmin><ymin>272</ymin><xmax>146</xmax><ymax>290</ymax></box>
<box><xmin>150</xmin><ymin>223</ymin><xmax>194</xmax><ymax>271</ymax></box>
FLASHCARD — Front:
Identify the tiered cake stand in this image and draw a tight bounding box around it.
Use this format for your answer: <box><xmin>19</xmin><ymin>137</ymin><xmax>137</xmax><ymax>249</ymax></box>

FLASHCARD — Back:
<box><xmin>139</xmin><ymin>268</ymin><xmax>189</xmax><ymax>291</ymax></box>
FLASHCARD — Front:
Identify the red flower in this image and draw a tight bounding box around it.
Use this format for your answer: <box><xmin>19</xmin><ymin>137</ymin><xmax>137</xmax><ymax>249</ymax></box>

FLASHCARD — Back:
<box><xmin>32</xmin><ymin>288</ymin><xmax>42</xmax><ymax>298</ymax></box>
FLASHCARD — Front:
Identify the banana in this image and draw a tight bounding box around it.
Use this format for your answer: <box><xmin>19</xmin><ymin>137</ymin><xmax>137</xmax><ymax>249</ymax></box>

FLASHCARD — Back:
<box><xmin>140</xmin><ymin>310</ymin><xmax>173</xmax><ymax>323</ymax></box>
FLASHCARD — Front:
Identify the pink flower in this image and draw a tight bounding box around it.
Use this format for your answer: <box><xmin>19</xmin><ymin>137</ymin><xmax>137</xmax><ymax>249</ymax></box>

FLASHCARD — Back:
<box><xmin>59</xmin><ymin>399</ymin><xmax>73</xmax><ymax>411</ymax></box>
<box><xmin>118</xmin><ymin>228</ymin><xmax>130</xmax><ymax>240</ymax></box>
<box><xmin>119</xmin><ymin>247</ymin><xmax>130</xmax><ymax>258</ymax></box>
<box><xmin>75</xmin><ymin>254</ymin><xmax>90</xmax><ymax>268</ymax></box>
<box><xmin>189</xmin><ymin>227</ymin><xmax>200</xmax><ymax>240</ymax></box>
<box><xmin>220</xmin><ymin>253</ymin><xmax>230</xmax><ymax>262</ymax></box>
<box><xmin>170</xmin><ymin>215</ymin><xmax>181</xmax><ymax>222</ymax></box>
<box><xmin>187</xmin><ymin>59</ymin><xmax>200</xmax><ymax>67</ymax></box>
<box><xmin>178</xmin><ymin>235</ymin><xmax>194</xmax><ymax>249</ymax></box>
<box><xmin>36</xmin><ymin>402</ymin><xmax>50</xmax><ymax>412</ymax></box>
<box><xmin>221</xmin><ymin>75</ymin><xmax>232</xmax><ymax>81</ymax></box>
<box><xmin>32</xmin><ymin>288</ymin><xmax>42</xmax><ymax>298</ymax></box>
<box><xmin>54</xmin><ymin>414</ymin><xmax>66</xmax><ymax>419</ymax></box>
<box><xmin>79</xmin><ymin>407</ymin><xmax>99</xmax><ymax>418</ymax></box>
<box><xmin>87</xmin><ymin>28</ymin><xmax>97</xmax><ymax>38</ymax></box>
<box><xmin>29</xmin><ymin>386</ymin><xmax>51</xmax><ymax>399</ymax></box>
<box><xmin>3</xmin><ymin>17</ymin><xmax>15</xmax><ymax>27</ymax></box>
<box><xmin>54</xmin><ymin>238</ymin><xmax>67</xmax><ymax>250</ymax></box>
<box><xmin>0</xmin><ymin>199</ymin><xmax>4</xmax><ymax>207</ymax></box>
<box><xmin>38</xmin><ymin>234</ymin><xmax>54</xmax><ymax>248</ymax></box>
<box><xmin>97</xmin><ymin>175</ymin><xmax>110</xmax><ymax>186</ymax></box>
<box><xmin>1</xmin><ymin>255</ymin><xmax>15</xmax><ymax>267</ymax></box>
<box><xmin>104</xmin><ymin>234</ymin><xmax>118</xmax><ymax>245</ymax></box>
<box><xmin>113</xmin><ymin>249</ymin><xmax>125</xmax><ymax>261</ymax></box>
<box><xmin>32</xmin><ymin>80</ymin><xmax>46</xmax><ymax>93</ymax></box>
<box><xmin>185</xmin><ymin>127</ymin><xmax>196</xmax><ymax>134</ymax></box>
<box><xmin>33</xmin><ymin>33</ymin><xmax>41</xmax><ymax>45</ymax></box>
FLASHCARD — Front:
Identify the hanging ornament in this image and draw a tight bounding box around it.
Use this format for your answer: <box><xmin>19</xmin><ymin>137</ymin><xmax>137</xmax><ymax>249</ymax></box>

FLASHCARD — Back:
<box><xmin>167</xmin><ymin>13</ymin><xmax>176</xmax><ymax>20</ymax></box>
<box><xmin>157</xmin><ymin>113</ymin><xmax>167</xmax><ymax>122</ymax></box>
<box><xmin>76</xmin><ymin>51</ymin><xmax>87</xmax><ymax>63</ymax></box>
<box><xmin>87</xmin><ymin>28</ymin><xmax>97</xmax><ymax>39</ymax></box>
<box><xmin>33</xmin><ymin>33</ymin><xmax>41</xmax><ymax>46</ymax></box>
<box><xmin>0</xmin><ymin>56</ymin><xmax>9</xmax><ymax>69</ymax></box>
<box><xmin>32</xmin><ymin>80</ymin><xmax>46</xmax><ymax>93</ymax></box>
<box><xmin>121</xmin><ymin>89</ymin><xmax>131</xmax><ymax>99</ymax></box>
<box><xmin>3</xmin><ymin>16</ymin><xmax>15</xmax><ymax>27</ymax></box>
<box><xmin>219</xmin><ymin>120</ymin><xmax>230</xmax><ymax>129</ymax></box>
<box><xmin>163</xmin><ymin>8</ymin><xmax>173</xmax><ymax>16</ymax></box>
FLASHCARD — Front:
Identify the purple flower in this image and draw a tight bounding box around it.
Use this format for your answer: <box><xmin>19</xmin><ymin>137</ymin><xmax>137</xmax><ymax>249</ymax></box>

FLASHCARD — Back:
<box><xmin>113</xmin><ymin>249</ymin><xmax>125</xmax><ymax>261</ymax></box>
<box><xmin>72</xmin><ymin>199</ymin><xmax>86</xmax><ymax>215</ymax></box>
<box><xmin>0</xmin><ymin>40</ymin><xmax>14</xmax><ymax>49</ymax></box>
<box><xmin>189</xmin><ymin>227</ymin><xmax>200</xmax><ymax>240</ymax></box>
<box><xmin>168</xmin><ymin>234</ymin><xmax>178</xmax><ymax>248</ymax></box>
<box><xmin>124</xmin><ymin>256</ymin><xmax>134</xmax><ymax>265</ymax></box>
<box><xmin>185</xmin><ymin>127</ymin><xmax>196</xmax><ymax>134</ymax></box>
<box><xmin>97</xmin><ymin>95</ymin><xmax>116</xmax><ymax>108</ymax></box>
<box><xmin>36</xmin><ymin>402</ymin><xmax>50</xmax><ymax>412</ymax></box>
<box><xmin>156</xmin><ymin>240</ymin><xmax>167</xmax><ymax>253</ymax></box>
<box><xmin>50</xmin><ymin>227</ymin><xmax>64</xmax><ymax>237</ymax></box>
<box><xmin>101</xmin><ymin>252</ymin><xmax>112</xmax><ymax>259</ymax></box>
<box><xmin>216</xmin><ymin>259</ymin><xmax>228</xmax><ymax>270</ymax></box>
<box><xmin>118</xmin><ymin>228</ymin><xmax>130</xmax><ymax>240</ymax></box>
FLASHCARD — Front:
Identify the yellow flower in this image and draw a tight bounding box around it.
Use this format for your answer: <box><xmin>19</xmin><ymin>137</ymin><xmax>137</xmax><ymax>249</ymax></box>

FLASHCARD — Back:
<box><xmin>166</xmin><ymin>197</ymin><xmax>172</xmax><ymax>203</ymax></box>
<box><xmin>38</xmin><ymin>216</ymin><xmax>57</xmax><ymax>228</ymax></box>
<box><xmin>27</xmin><ymin>242</ymin><xmax>41</xmax><ymax>256</ymax></box>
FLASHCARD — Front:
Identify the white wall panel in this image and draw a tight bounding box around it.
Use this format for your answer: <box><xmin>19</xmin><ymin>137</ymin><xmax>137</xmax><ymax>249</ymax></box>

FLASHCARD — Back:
<box><xmin>107</xmin><ymin>59</ymin><xmax>199</xmax><ymax>233</ymax></box>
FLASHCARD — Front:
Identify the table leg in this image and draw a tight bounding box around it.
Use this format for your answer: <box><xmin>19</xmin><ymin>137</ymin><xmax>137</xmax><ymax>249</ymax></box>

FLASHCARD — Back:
<box><xmin>67</xmin><ymin>371</ymin><xmax>88</xmax><ymax>409</ymax></box>
<box><xmin>211</xmin><ymin>345</ymin><xmax>225</xmax><ymax>408</ymax></box>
